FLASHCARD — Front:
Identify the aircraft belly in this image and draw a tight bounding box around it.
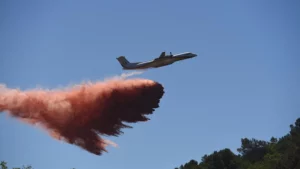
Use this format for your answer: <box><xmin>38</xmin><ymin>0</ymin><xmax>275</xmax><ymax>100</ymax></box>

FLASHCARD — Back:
<box><xmin>134</xmin><ymin>62</ymin><xmax>154</xmax><ymax>69</ymax></box>
<box><xmin>152</xmin><ymin>60</ymin><xmax>173</xmax><ymax>67</ymax></box>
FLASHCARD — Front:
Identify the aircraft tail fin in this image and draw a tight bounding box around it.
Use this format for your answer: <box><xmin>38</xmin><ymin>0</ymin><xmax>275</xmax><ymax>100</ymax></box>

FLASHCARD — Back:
<box><xmin>116</xmin><ymin>56</ymin><xmax>130</xmax><ymax>67</ymax></box>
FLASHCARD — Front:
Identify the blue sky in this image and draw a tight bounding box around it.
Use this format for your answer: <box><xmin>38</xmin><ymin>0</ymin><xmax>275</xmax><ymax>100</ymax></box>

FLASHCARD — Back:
<box><xmin>0</xmin><ymin>0</ymin><xmax>299</xmax><ymax>169</ymax></box>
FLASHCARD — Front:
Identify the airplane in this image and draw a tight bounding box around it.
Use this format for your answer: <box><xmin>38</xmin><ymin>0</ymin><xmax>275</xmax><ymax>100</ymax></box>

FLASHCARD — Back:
<box><xmin>116</xmin><ymin>51</ymin><xmax>197</xmax><ymax>70</ymax></box>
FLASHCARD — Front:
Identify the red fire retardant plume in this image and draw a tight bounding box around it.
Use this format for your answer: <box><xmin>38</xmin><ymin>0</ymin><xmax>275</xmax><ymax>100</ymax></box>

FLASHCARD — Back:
<box><xmin>0</xmin><ymin>78</ymin><xmax>164</xmax><ymax>155</ymax></box>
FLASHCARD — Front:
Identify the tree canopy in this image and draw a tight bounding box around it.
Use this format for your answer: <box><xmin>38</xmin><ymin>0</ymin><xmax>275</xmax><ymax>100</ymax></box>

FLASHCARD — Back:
<box><xmin>174</xmin><ymin>117</ymin><xmax>300</xmax><ymax>169</ymax></box>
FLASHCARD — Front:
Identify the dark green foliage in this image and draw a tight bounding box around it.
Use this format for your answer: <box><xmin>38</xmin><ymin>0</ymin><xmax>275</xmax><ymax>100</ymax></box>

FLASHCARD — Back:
<box><xmin>175</xmin><ymin>117</ymin><xmax>300</xmax><ymax>169</ymax></box>
<box><xmin>237</xmin><ymin>138</ymin><xmax>268</xmax><ymax>163</ymax></box>
<box><xmin>0</xmin><ymin>162</ymin><xmax>33</xmax><ymax>169</ymax></box>
<box><xmin>1</xmin><ymin>161</ymin><xmax>8</xmax><ymax>169</ymax></box>
<box><xmin>198</xmin><ymin>149</ymin><xmax>239</xmax><ymax>169</ymax></box>
<box><xmin>0</xmin><ymin>161</ymin><xmax>75</xmax><ymax>169</ymax></box>
<box><xmin>274</xmin><ymin>118</ymin><xmax>300</xmax><ymax>169</ymax></box>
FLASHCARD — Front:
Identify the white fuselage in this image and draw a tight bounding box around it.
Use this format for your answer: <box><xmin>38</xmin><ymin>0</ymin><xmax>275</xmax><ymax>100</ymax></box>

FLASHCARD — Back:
<box><xmin>122</xmin><ymin>52</ymin><xmax>197</xmax><ymax>70</ymax></box>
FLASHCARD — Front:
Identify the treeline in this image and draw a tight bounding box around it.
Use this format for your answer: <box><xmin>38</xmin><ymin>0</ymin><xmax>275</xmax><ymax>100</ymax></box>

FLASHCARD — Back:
<box><xmin>0</xmin><ymin>162</ymin><xmax>74</xmax><ymax>169</ymax></box>
<box><xmin>174</xmin><ymin>117</ymin><xmax>300</xmax><ymax>169</ymax></box>
<box><xmin>0</xmin><ymin>161</ymin><xmax>33</xmax><ymax>169</ymax></box>
<box><xmin>1</xmin><ymin>118</ymin><xmax>299</xmax><ymax>169</ymax></box>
